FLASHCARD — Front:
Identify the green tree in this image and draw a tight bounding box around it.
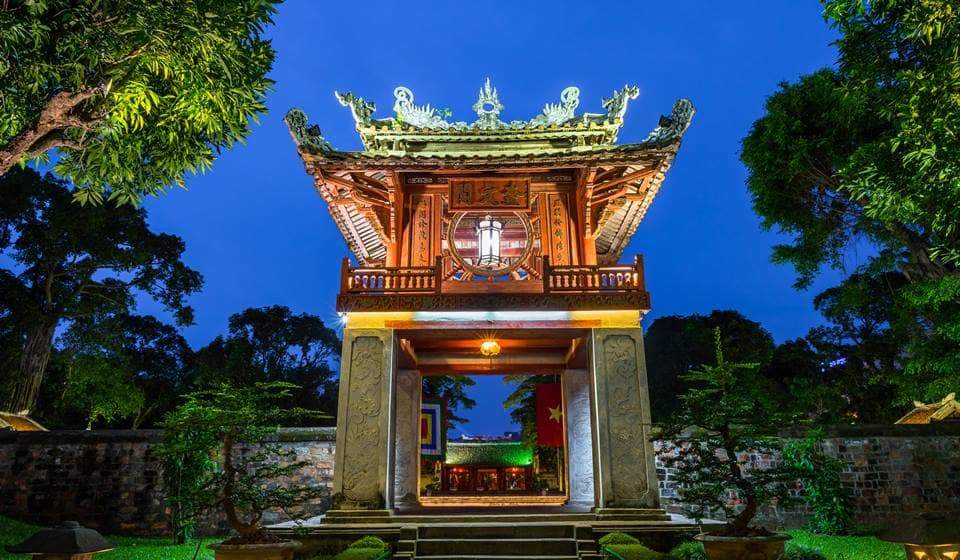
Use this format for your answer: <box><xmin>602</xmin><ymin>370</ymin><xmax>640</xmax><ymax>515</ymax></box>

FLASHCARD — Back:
<box><xmin>61</xmin><ymin>354</ymin><xmax>143</xmax><ymax>430</ymax></box>
<box><xmin>741</xmin><ymin>0</ymin><xmax>960</xmax><ymax>402</ymax></box>
<box><xmin>190</xmin><ymin>305</ymin><xmax>340</xmax><ymax>421</ymax></box>
<box><xmin>159</xmin><ymin>382</ymin><xmax>326</xmax><ymax>543</ymax></box>
<box><xmin>0</xmin><ymin>168</ymin><xmax>202</xmax><ymax>414</ymax></box>
<box><xmin>644</xmin><ymin>310</ymin><xmax>776</xmax><ymax>422</ymax></box>
<box><xmin>57</xmin><ymin>312</ymin><xmax>192</xmax><ymax>428</ymax></box>
<box><xmin>0</xmin><ymin>0</ymin><xmax>278</xmax><ymax>204</ymax></box>
<box><xmin>422</xmin><ymin>375</ymin><xmax>477</xmax><ymax>430</ymax></box>
<box><xmin>806</xmin><ymin>272</ymin><xmax>911</xmax><ymax>422</ymax></box>
<box><xmin>660</xmin><ymin>329</ymin><xmax>798</xmax><ymax>535</ymax></box>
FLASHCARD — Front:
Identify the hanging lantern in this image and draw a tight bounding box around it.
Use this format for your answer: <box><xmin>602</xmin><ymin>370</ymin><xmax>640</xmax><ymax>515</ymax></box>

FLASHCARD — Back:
<box><xmin>480</xmin><ymin>339</ymin><xmax>501</xmax><ymax>357</ymax></box>
<box><xmin>476</xmin><ymin>215</ymin><xmax>503</xmax><ymax>268</ymax></box>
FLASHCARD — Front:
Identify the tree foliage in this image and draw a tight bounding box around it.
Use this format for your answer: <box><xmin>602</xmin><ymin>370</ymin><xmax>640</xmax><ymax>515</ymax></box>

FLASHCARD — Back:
<box><xmin>644</xmin><ymin>310</ymin><xmax>776</xmax><ymax>422</ymax></box>
<box><xmin>660</xmin><ymin>329</ymin><xmax>799</xmax><ymax>535</ymax></box>
<box><xmin>741</xmin><ymin>0</ymin><xmax>960</xmax><ymax>402</ymax></box>
<box><xmin>783</xmin><ymin>429</ymin><xmax>851</xmax><ymax>535</ymax></box>
<box><xmin>0</xmin><ymin>0</ymin><xmax>278</xmax><ymax>204</ymax></box>
<box><xmin>0</xmin><ymin>168</ymin><xmax>202</xmax><ymax>413</ymax></box>
<box><xmin>57</xmin><ymin>312</ymin><xmax>192</xmax><ymax>428</ymax></box>
<box><xmin>422</xmin><ymin>375</ymin><xmax>476</xmax><ymax>430</ymax></box>
<box><xmin>158</xmin><ymin>382</ymin><xmax>326</xmax><ymax>543</ymax></box>
<box><xmin>190</xmin><ymin>305</ymin><xmax>340</xmax><ymax>421</ymax></box>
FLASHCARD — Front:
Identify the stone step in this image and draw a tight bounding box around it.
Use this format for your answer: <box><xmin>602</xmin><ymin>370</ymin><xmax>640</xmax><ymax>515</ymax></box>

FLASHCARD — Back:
<box><xmin>413</xmin><ymin>556</ymin><xmax>579</xmax><ymax>560</ymax></box>
<box><xmin>419</xmin><ymin>524</ymin><xmax>574</xmax><ymax>540</ymax></box>
<box><xmin>593</xmin><ymin>514</ymin><xmax>671</xmax><ymax>522</ymax></box>
<box><xmin>393</xmin><ymin>514</ymin><xmax>596</xmax><ymax>524</ymax></box>
<box><xmin>417</xmin><ymin>538</ymin><xmax>577</xmax><ymax>557</ymax></box>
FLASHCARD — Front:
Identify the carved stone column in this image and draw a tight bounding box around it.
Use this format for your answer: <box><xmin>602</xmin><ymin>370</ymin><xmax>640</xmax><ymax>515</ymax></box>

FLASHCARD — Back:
<box><xmin>392</xmin><ymin>368</ymin><xmax>420</xmax><ymax>508</ymax></box>
<box><xmin>563</xmin><ymin>368</ymin><xmax>595</xmax><ymax>507</ymax></box>
<box><xmin>332</xmin><ymin>329</ymin><xmax>395</xmax><ymax>510</ymax></box>
<box><xmin>590</xmin><ymin>328</ymin><xmax>659</xmax><ymax>508</ymax></box>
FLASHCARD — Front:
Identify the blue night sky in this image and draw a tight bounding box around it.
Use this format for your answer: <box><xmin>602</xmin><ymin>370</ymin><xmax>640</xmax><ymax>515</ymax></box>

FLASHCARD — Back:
<box><xmin>136</xmin><ymin>1</ymin><xmax>854</xmax><ymax>436</ymax></box>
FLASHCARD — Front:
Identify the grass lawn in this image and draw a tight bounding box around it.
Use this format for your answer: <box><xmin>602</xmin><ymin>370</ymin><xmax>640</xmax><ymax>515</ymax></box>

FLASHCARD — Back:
<box><xmin>0</xmin><ymin>516</ymin><xmax>218</xmax><ymax>560</ymax></box>
<box><xmin>788</xmin><ymin>530</ymin><xmax>906</xmax><ymax>560</ymax></box>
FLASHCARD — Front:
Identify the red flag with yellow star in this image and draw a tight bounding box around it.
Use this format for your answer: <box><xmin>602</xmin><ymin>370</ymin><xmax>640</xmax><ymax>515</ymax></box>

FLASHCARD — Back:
<box><xmin>535</xmin><ymin>382</ymin><xmax>564</xmax><ymax>447</ymax></box>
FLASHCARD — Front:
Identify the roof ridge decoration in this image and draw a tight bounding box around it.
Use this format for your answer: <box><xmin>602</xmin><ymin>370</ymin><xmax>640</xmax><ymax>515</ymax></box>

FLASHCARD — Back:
<box><xmin>285</xmin><ymin>81</ymin><xmax>695</xmax><ymax>156</ymax></box>
<box><xmin>331</xmin><ymin>78</ymin><xmax>644</xmax><ymax>132</ymax></box>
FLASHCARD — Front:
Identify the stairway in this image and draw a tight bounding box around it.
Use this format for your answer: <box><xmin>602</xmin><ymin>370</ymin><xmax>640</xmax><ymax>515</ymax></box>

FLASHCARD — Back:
<box><xmin>398</xmin><ymin>523</ymin><xmax>599</xmax><ymax>560</ymax></box>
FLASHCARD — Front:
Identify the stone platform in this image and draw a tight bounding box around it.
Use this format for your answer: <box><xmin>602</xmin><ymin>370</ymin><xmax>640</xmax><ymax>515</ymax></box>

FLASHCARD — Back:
<box><xmin>266</xmin><ymin>508</ymin><xmax>715</xmax><ymax>559</ymax></box>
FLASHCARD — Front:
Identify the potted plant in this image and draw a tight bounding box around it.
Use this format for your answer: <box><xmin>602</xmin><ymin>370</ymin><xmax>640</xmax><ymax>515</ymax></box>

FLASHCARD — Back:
<box><xmin>659</xmin><ymin>329</ymin><xmax>798</xmax><ymax>560</ymax></box>
<box><xmin>159</xmin><ymin>382</ymin><xmax>327</xmax><ymax>560</ymax></box>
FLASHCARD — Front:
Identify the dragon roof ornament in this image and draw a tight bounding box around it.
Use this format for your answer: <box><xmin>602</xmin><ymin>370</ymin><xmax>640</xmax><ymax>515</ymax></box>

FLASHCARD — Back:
<box><xmin>332</xmin><ymin>79</ymin><xmax>643</xmax><ymax>132</ymax></box>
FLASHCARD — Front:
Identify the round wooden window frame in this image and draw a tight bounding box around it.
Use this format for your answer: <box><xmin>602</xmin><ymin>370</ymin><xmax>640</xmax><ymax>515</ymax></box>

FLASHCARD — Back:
<box><xmin>446</xmin><ymin>211</ymin><xmax>535</xmax><ymax>277</ymax></box>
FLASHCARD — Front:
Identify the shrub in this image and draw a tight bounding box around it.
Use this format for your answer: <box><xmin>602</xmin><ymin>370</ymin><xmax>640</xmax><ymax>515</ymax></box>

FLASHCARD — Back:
<box><xmin>783</xmin><ymin>429</ymin><xmax>851</xmax><ymax>535</ymax></box>
<box><xmin>599</xmin><ymin>532</ymin><xmax>641</xmax><ymax>546</ymax></box>
<box><xmin>348</xmin><ymin>536</ymin><xmax>389</xmax><ymax>550</ymax></box>
<box><xmin>604</xmin><ymin>544</ymin><xmax>671</xmax><ymax>560</ymax></box>
<box><xmin>333</xmin><ymin>549</ymin><xmax>389</xmax><ymax>560</ymax></box>
<box><xmin>670</xmin><ymin>541</ymin><xmax>707</xmax><ymax>560</ymax></box>
<box><xmin>784</xmin><ymin>544</ymin><xmax>828</xmax><ymax>560</ymax></box>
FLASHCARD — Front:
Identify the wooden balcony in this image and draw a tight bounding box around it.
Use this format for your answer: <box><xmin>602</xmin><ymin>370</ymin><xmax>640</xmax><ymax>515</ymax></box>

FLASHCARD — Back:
<box><xmin>337</xmin><ymin>256</ymin><xmax>650</xmax><ymax>313</ymax></box>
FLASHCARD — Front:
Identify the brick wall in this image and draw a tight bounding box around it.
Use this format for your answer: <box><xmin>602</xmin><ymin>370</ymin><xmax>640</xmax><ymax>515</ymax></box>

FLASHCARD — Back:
<box><xmin>0</xmin><ymin>428</ymin><xmax>335</xmax><ymax>536</ymax></box>
<box><xmin>656</xmin><ymin>424</ymin><xmax>960</xmax><ymax>528</ymax></box>
<box><xmin>1</xmin><ymin>425</ymin><xmax>958</xmax><ymax>535</ymax></box>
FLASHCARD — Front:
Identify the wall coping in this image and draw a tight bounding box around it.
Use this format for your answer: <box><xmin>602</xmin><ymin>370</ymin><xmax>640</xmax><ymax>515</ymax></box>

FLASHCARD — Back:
<box><xmin>3</xmin><ymin>424</ymin><xmax>958</xmax><ymax>445</ymax></box>
<box><xmin>776</xmin><ymin>423</ymin><xmax>960</xmax><ymax>438</ymax></box>
<box><xmin>0</xmin><ymin>426</ymin><xmax>337</xmax><ymax>444</ymax></box>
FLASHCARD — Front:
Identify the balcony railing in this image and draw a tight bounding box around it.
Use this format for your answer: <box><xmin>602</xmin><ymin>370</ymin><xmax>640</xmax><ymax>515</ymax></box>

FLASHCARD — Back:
<box><xmin>543</xmin><ymin>255</ymin><xmax>645</xmax><ymax>293</ymax></box>
<box><xmin>341</xmin><ymin>257</ymin><xmax>442</xmax><ymax>295</ymax></box>
<box><xmin>339</xmin><ymin>255</ymin><xmax>645</xmax><ymax>297</ymax></box>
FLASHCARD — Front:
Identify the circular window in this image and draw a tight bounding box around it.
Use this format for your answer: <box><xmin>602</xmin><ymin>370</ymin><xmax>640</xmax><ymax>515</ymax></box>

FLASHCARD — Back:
<box><xmin>447</xmin><ymin>211</ymin><xmax>534</xmax><ymax>277</ymax></box>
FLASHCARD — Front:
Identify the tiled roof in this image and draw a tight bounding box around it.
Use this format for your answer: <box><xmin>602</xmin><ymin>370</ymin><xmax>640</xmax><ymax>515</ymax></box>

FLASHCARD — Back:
<box><xmin>0</xmin><ymin>412</ymin><xmax>47</xmax><ymax>431</ymax></box>
<box><xmin>895</xmin><ymin>393</ymin><xmax>960</xmax><ymax>424</ymax></box>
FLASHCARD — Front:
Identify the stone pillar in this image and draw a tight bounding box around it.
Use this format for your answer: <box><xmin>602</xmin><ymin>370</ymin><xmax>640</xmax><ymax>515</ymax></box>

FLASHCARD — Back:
<box><xmin>564</xmin><ymin>368</ymin><xmax>595</xmax><ymax>507</ymax></box>
<box><xmin>332</xmin><ymin>329</ymin><xmax>395</xmax><ymax>510</ymax></box>
<box><xmin>392</xmin><ymin>368</ymin><xmax>420</xmax><ymax>508</ymax></box>
<box><xmin>590</xmin><ymin>328</ymin><xmax>659</xmax><ymax>508</ymax></box>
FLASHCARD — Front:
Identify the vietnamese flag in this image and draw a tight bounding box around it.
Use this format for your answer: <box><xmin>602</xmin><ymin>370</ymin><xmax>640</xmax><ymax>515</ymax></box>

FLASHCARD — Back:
<box><xmin>535</xmin><ymin>383</ymin><xmax>564</xmax><ymax>447</ymax></box>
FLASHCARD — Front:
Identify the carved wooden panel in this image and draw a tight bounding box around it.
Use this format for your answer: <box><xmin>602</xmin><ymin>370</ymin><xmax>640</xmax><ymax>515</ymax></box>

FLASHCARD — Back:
<box><xmin>407</xmin><ymin>194</ymin><xmax>433</xmax><ymax>266</ymax></box>
<box><xmin>340</xmin><ymin>335</ymin><xmax>385</xmax><ymax>503</ymax></box>
<box><xmin>548</xmin><ymin>193</ymin><xmax>572</xmax><ymax>265</ymax></box>
<box><xmin>449</xmin><ymin>178</ymin><xmax>530</xmax><ymax>211</ymax></box>
<box><xmin>602</xmin><ymin>334</ymin><xmax>648</xmax><ymax>502</ymax></box>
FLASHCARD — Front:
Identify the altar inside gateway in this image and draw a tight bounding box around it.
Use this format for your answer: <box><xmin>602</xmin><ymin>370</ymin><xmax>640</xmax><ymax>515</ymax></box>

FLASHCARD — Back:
<box><xmin>284</xmin><ymin>78</ymin><xmax>694</xmax><ymax>515</ymax></box>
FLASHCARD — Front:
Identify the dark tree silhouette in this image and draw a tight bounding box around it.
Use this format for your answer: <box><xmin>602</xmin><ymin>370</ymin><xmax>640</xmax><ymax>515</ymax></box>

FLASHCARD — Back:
<box><xmin>0</xmin><ymin>168</ymin><xmax>202</xmax><ymax>414</ymax></box>
<box><xmin>190</xmin><ymin>305</ymin><xmax>340</xmax><ymax>422</ymax></box>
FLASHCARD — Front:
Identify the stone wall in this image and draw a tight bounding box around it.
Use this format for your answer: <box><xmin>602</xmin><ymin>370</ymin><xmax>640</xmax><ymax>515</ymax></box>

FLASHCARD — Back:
<box><xmin>0</xmin><ymin>428</ymin><xmax>335</xmax><ymax>536</ymax></box>
<box><xmin>656</xmin><ymin>424</ymin><xmax>960</xmax><ymax>528</ymax></box>
<box><xmin>1</xmin><ymin>425</ymin><xmax>958</xmax><ymax>535</ymax></box>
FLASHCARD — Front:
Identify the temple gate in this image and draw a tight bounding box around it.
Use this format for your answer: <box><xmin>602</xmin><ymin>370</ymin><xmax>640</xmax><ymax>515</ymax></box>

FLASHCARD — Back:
<box><xmin>285</xmin><ymin>80</ymin><xmax>693</xmax><ymax>516</ymax></box>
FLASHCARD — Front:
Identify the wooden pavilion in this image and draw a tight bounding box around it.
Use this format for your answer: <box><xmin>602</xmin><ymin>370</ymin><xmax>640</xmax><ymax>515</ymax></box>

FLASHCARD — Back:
<box><xmin>285</xmin><ymin>79</ymin><xmax>694</xmax><ymax>518</ymax></box>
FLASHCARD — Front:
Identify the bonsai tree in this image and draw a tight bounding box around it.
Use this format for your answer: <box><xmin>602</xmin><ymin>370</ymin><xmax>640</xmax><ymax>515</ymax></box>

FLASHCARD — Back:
<box><xmin>159</xmin><ymin>382</ymin><xmax>327</xmax><ymax>544</ymax></box>
<box><xmin>659</xmin><ymin>329</ymin><xmax>798</xmax><ymax>536</ymax></box>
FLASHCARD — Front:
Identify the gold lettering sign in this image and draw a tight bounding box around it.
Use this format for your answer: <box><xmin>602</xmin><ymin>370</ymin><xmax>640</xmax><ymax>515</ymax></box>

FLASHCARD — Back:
<box><xmin>448</xmin><ymin>178</ymin><xmax>530</xmax><ymax>211</ymax></box>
